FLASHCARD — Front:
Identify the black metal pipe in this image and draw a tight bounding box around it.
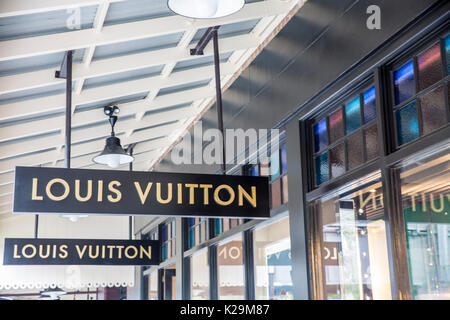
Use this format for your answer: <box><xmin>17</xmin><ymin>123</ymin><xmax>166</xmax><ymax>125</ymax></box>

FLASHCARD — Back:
<box><xmin>190</xmin><ymin>26</ymin><xmax>220</xmax><ymax>56</ymax></box>
<box><xmin>65</xmin><ymin>50</ymin><xmax>73</xmax><ymax>169</ymax></box>
<box><xmin>213</xmin><ymin>30</ymin><xmax>226</xmax><ymax>174</ymax></box>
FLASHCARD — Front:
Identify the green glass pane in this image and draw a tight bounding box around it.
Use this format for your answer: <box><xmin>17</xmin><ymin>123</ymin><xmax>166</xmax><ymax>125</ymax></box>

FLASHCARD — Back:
<box><xmin>315</xmin><ymin>152</ymin><xmax>329</xmax><ymax>186</ymax></box>
<box><xmin>396</xmin><ymin>101</ymin><xmax>419</xmax><ymax>146</ymax></box>
<box><xmin>345</xmin><ymin>96</ymin><xmax>361</xmax><ymax>134</ymax></box>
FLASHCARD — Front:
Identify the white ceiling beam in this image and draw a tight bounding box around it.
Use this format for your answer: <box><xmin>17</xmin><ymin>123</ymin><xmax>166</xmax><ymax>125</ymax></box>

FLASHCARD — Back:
<box><xmin>0</xmin><ymin>184</ymin><xmax>13</xmax><ymax>196</ymax></box>
<box><xmin>0</xmin><ymin>62</ymin><xmax>233</xmax><ymax>123</ymax></box>
<box><xmin>0</xmin><ymin>33</ymin><xmax>257</xmax><ymax>95</ymax></box>
<box><xmin>73</xmin><ymin>0</ymin><xmax>110</xmax><ymax>97</ymax></box>
<box><xmin>0</xmin><ymin>104</ymin><xmax>197</xmax><ymax>160</ymax></box>
<box><xmin>0</xmin><ymin>194</ymin><xmax>12</xmax><ymax>206</ymax></box>
<box><xmin>0</xmin><ymin>121</ymin><xmax>179</xmax><ymax>175</ymax></box>
<box><xmin>0</xmin><ymin>85</ymin><xmax>215</xmax><ymax>144</ymax></box>
<box><xmin>0</xmin><ymin>1</ymin><xmax>292</xmax><ymax>61</ymax></box>
<box><xmin>0</xmin><ymin>0</ymin><xmax>125</xmax><ymax>18</ymax></box>
<box><xmin>0</xmin><ymin>134</ymin><xmax>171</xmax><ymax>186</ymax></box>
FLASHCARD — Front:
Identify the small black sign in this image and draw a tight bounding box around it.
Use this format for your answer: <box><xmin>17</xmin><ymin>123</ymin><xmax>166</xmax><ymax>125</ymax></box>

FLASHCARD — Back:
<box><xmin>13</xmin><ymin>166</ymin><xmax>270</xmax><ymax>218</ymax></box>
<box><xmin>3</xmin><ymin>238</ymin><xmax>160</xmax><ymax>265</ymax></box>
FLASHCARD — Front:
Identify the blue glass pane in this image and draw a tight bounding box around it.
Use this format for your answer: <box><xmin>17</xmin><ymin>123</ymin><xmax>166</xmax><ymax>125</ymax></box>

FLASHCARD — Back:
<box><xmin>345</xmin><ymin>96</ymin><xmax>361</xmax><ymax>134</ymax></box>
<box><xmin>315</xmin><ymin>152</ymin><xmax>329</xmax><ymax>186</ymax></box>
<box><xmin>250</xmin><ymin>165</ymin><xmax>259</xmax><ymax>176</ymax></box>
<box><xmin>281</xmin><ymin>145</ymin><xmax>287</xmax><ymax>174</ymax></box>
<box><xmin>393</xmin><ymin>60</ymin><xmax>415</xmax><ymax>105</ymax></box>
<box><xmin>162</xmin><ymin>225</ymin><xmax>167</xmax><ymax>242</ymax></box>
<box><xmin>445</xmin><ymin>34</ymin><xmax>450</xmax><ymax>75</ymax></box>
<box><xmin>270</xmin><ymin>150</ymin><xmax>280</xmax><ymax>180</ymax></box>
<box><xmin>396</xmin><ymin>101</ymin><xmax>419</xmax><ymax>146</ymax></box>
<box><xmin>363</xmin><ymin>86</ymin><xmax>377</xmax><ymax>123</ymax></box>
<box><xmin>314</xmin><ymin>119</ymin><xmax>327</xmax><ymax>153</ymax></box>
<box><xmin>189</xmin><ymin>218</ymin><xmax>195</xmax><ymax>227</ymax></box>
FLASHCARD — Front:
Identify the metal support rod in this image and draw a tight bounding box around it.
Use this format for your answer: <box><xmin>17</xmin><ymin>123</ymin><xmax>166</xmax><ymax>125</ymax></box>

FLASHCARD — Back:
<box><xmin>65</xmin><ymin>51</ymin><xmax>73</xmax><ymax>169</ymax></box>
<box><xmin>213</xmin><ymin>30</ymin><xmax>226</xmax><ymax>175</ymax></box>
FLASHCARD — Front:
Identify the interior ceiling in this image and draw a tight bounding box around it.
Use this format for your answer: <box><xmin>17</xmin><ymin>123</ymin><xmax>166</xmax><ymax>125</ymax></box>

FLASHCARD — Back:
<box><xmin>0</xmin><ymin>0</ymin><xmax>304</xmax><ymax>218</ymax></box>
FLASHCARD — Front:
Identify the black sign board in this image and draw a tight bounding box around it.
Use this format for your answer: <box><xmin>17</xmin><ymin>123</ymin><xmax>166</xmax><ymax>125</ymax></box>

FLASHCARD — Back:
<box><xmin>13</xmin><ymin>166</ymin><xmax>270</xmax><ymax>218</ymax></box>
<box><xmin>3</xmin><ymin>238</ymin><xmax>160</xmax><ymax>266</ymax></box>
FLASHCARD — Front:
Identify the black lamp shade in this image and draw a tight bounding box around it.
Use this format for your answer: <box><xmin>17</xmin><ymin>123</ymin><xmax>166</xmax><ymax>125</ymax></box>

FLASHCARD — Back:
<box><xmin>93</xmin><ymin>136</ymin><xmax>134</xmax><ymax>168</ymax></box>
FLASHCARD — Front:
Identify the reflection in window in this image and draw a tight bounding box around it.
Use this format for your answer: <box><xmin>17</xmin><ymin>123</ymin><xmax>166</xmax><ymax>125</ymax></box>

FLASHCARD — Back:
<box><xmin>313</xmin><ymin>172</ymin><xmax>391</xmax><ymax>300</ymax></box>
<box><xmin>147</xmin><ymin>271</ymin><xmax>158</xmax><ymax>300</ymax></box>
<box><xmin>162</xmin><ymin>264</ymin><xmax>176</xmax><ymax>300</ymax></box>
<box><xmin>399</xmin><ymin>145</ymin><xmax>450</xmax><ymax>299</ymax></box>
<box><xmin>190</xmin><ymin>249</ymin><xmax>209</xmax><ymax>300</ymax></box>
<box><xmin>253</xmin><ymin>216</ymin><xmax>293</xmax><ymax>300</ymax></box>
<box><xmin>217</xmin><ymin>236</ymin><xmax>245</xmax><ymax>300</ymax></box>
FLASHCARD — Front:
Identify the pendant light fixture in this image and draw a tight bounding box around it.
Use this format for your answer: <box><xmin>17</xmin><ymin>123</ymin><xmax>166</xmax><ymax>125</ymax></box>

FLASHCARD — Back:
<box><xmin>168</xmin><ymin>0</ymin><xmax>244</xmax><ymax>19</ymax></box>
<box><xmin>93</xmin><ymin>106</ymin><xmax>134</xmax><ymax>168</ymax></box>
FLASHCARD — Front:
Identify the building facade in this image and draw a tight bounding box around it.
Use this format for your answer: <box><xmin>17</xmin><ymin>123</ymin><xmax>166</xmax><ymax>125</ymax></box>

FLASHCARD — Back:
<box><xmin>133</xmin><ymin>0</ymin><xmax>450</xmax><ymax>300</ymax></box>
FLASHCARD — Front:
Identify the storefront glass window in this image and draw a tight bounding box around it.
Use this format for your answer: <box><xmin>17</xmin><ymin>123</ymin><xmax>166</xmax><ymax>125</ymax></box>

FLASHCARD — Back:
<box><xmin>190</xmin><ymin>249</ymin><xmax>209</xmax><ymax>300</ymax></box>
<box><xmin>217</xmin><ymin>235</ymin><xmax>245</xmax><ymax>300</ymax></box>
<box><xmin>398</xmin><ymin>144</ymin><xmax>450</xmax><ymax>299</ymax></box>
<box><xmin>253</xmin><ymin>216</ymin><xmax>293</xmax><ymax>300</ymax></box>
<box><xmin>313</xmin><ymin>172</ymin><xmax>391</xmax><ymax>300</ymax></box>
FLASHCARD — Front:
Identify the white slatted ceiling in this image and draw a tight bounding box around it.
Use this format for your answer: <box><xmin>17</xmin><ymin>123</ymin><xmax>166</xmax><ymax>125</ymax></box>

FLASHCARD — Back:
<box><xmin>0</xmin><ymin>0</ymin><xmax>304</xmax><ymax>217</ymax></box>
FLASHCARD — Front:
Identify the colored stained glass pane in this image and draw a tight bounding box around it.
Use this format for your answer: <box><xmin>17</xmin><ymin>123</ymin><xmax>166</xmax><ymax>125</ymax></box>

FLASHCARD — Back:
<box><xmin>329</xmin><ymin>143</ymin><xmax>345</xmax><ymax>179</ymax></box>
<box><xmin>162</xmin><ymin>243</ymin><xmax>167</xmax><ymax>260</ymax></box>
<box><xmin>445</xmin><ymin>34</ymin><xmax>450</xmax><ymax>75</ymax></box>
<box><xmin>189</xmin><ymin>218</ymin><xmax>195</xmax><ymax>227</ymax></box>
<box><xmin>270</xmin><ymin>150</ymin><xmax>280</xmax><ymax>180</ymax></box>
<box><xmin>250</xmin><ymin>165</ymin><xmax>259</xmax><ymax>176</ymax></box>
<box><xmin>420</xmin><ymin>85</ymin><xmax>447</xmax><ymax>135</ymax></box>
<box><xmin>281</xmin><ymin>145</ymin><xmax>287</xmax><ymax>174</ymax></box>
<box><xmin>260</xmin><ymin>159</ymin><xmax>270</xmax><ymax>176</ymax></box>
<box><xmin>396</xmin><ymin>101</ymin><xmax>419</xmax><ymax>146</ymax></box>
<box><xmin>315</xmin><ymin>152</ymin><xmax>329</xmax><ymax>186</ymax></box>
<box><xmin>364</xmin><ymin>125</ymin><xmax>379</xmax><ymax>161</ymax></box>
<box><xmin>189</xmin><ymin>229</ymin><xmax>195</xmax><ymax>248</ymax></box>
<box><xmin>345</xmin><ymin>96</ymin><xmax>361</xmax><ymax>134</ymax></box>
<box><xmin>347</xmin><ymin>131</ymin><xmax>364</xmax><ymax>170</ymax></box>
<box><xmin>363</xmin><ymin>86</ymin><xmax>377</xmax><ymax>123</ymax></box>
<box><xmin>394</xmin><ymin>60</ymin><xmax>415</xmax><ymax>105</ymax></box>
<box><xmin>271</xmin><ymin>179</ymin><xmax>281</xmax><ymax>209</ymax></box>
<box><xmin>417</xmin><ymin>42</ymin><xmax>443</xmax><ymax>92</ymax></box>
<box><xmin>329</xmin><ymin>109</ymin><xmax>344</xmax><ymax>143</ymax></box>
<box><xmin>215</xmin><ymin>219</ymin><xmax>222</xmax><ymax>236</ymax></box>
<box><xmin>162</xmin><ymin>225</ymin><xmax>168</xmax><ymax>242</ymax></box>
<box><xmin>282</xmin><ymin>175</ymin><xmax>288</xmax><ymax>204</ymax></box>
<box><xmin>314</xmin><ymin>119</ymin><xmax>327</xmax><ymax>152</ymax></box>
